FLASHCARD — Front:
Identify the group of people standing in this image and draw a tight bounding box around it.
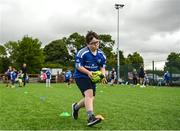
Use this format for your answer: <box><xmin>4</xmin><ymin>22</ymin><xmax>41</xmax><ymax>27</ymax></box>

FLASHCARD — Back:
<box><xmin>4</xmin><ymin>63</ymin><xmax>28</xmax><ymax>88</ymax></box>
<box><xmin>132</xmin><ymin>66</ymin><xmax>170</xmax><ymax>87</ymax></box>
<box><xmin>132</xmin><ymin>65</ymin><xmax>148</xmax><ymax>87</ymax></box>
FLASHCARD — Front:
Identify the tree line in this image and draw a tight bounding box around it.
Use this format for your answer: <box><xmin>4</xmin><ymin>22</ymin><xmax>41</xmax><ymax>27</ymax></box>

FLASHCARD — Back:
<box><xmin>0</xmin><ymin>33</ymin><xmax>179</xmax><ymax>74</ymax></box>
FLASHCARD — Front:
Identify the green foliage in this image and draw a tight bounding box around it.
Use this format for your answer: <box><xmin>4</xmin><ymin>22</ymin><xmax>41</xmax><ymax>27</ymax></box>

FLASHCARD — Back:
<box><xmin>44</xmin><ymin>39</ymin><xmax>72</xmax><ymax>67</ymax></box>
<box><xmin>99</xmin><ymin>34</ymin><xmax>115</xmax><ymax>48</ymax></box>
<box><xmin>0</xmin><ymin>45</ymin><xmax>10</xmax><ymax>73</ymax></box>
<box><xmin>67</xmin><ymin>32</ymin><xmax>86</xmax><ymax>52</ymax></box>
<box><xmin>99</xmin><ymin>34</ymin><xmax>116</xmax><ymax>67</ymax></box>
<box><xmin>164</xmin><ymin>52</ymin><xmax>180</xmax><ymax>73</ymax></box>
<box><xmin>0</xmin><ymin>57</ymin><xmax>11</xmax><ymax>73</ymax></box>
<box><xmin>0</xmin><ymin>45</ymin><xmax>7</xmax><ymax>57</ymax></box>
<box><xmin>4</xmin><ymin>36</ymin><xmax>44</xmax><ymax>73</ymax></box>
<box><xmin>4</xmin><ymin>41</ymin><xmax>18</xmax><ymax>65</ymax></box>
<box><xmin>126</xmin><ymin>52</ymin><xmax>144</xmax><ymax>70</ymax></box>
<box><xmin>17</xmin><ymin>36</ymin><xmax>44</xmax><ymax>73</ymax></box>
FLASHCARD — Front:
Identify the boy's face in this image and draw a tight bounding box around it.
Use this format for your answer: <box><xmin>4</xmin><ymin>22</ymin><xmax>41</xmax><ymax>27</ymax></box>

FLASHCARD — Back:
<box><xmin>88</xmin><ymin>38</ymin><xmax>99</xmax><ymax>51</ymax></box>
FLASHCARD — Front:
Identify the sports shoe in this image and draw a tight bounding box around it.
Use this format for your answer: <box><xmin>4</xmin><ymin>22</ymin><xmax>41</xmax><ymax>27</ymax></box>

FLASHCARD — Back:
<box><xmin>72</xmin><ymin>103</ymin><xmax>79</xmax><ymax>120</ymax></box>
<box><xmin>87</xmin><ymin>115</ymin><xmax>101</xmax><ymax>126</ymax></box>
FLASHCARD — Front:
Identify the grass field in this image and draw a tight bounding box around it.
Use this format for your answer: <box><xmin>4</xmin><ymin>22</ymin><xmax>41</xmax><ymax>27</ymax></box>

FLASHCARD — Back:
<box><xmin>0</xmin><ymin>83</ymin><xmax>180</xmax><ymax>130</ymax></box>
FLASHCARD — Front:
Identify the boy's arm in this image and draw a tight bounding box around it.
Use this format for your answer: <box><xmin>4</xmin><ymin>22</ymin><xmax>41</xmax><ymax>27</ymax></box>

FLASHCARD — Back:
<box><xmin>77</xmin><ymin>67</ymin><xmax>93</xmax><ymax>79</ymax></box>
<box><xmin>100</xmin><ymin>67</ymin><xmax>106</xmax><ymax>76</ymax></box>
<box><xmin>100</xmin><ymin>67</ymin><xmax>107</xmax><ymax>83</ymax></box>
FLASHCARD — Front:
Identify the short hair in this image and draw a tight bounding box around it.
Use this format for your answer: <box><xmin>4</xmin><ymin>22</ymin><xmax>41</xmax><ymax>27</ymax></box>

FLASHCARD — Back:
<box><xmin>86</xmin><ymin>31</ymin><xmax>99</xmax><ymax>44</ymax></box>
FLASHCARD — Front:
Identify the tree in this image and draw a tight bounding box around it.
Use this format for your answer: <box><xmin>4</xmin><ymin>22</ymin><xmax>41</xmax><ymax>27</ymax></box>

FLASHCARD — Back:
<box><xmin>0</xmin><ymin>45</ymin><xmax>11</xmax><ymax>73</ymax></box>
<box><xmin>4</xmin><ymin>36</ymin><xmax>44</xmax><ymax>73</ymax></box>
<box><xmin>0</xmin><ymin>45</ymin><xmax>7</xmax><ymax>57</ymax></box>
<box><xmin>99</xmin><ymin>34</ymin><xmax>117</xmax><ymax>68</ymax></box>
<box><xmin>66</xmin><ymin>32</ymin><xmax>86</xmax><ymax>57</ymax></box>
<box><xmin>17</xmin><ymin>36</ymin><xmax>44</xmax><ymax>73</ymax></box>
<box><xmin>164</xmin><ymin>52</ymin><xmax>180</xmax><ymax>73</ymax></box>
<box><xmin>4</xmin><ymin>41</ymin><xmax>18</xmax><ymax>65</ymax></box>
<box><xmin>126</xmin><ymin>52</ymin><xmax>144</xmax><ymax>70</ymax></box>
<box><xmin>44</xmin><ymin>39</ymin><xmax>71</xmax><ymax>68</ymax></box>
<box><xmin>0</xmin><ymin>57</ymin><xmax>11</xmax><ymax>73</ymax></box>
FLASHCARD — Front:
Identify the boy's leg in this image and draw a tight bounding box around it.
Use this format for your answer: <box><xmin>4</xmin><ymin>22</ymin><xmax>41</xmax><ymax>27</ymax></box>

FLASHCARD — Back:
<box><xmin>84</xmin><ymin>89</ymin><xmax>101</xmax><ymax>126</ymax></box>
<box><xmin>46</xmin><ymin>79</ymin><xmax>48</xmax><ymax>87</ymax></box>
<box><xmin>23</xmin><ymin>75</ymin><xmax>26</xmax><ymax>86</ymax></box>
<box><xmin>72</xmin><ymin>98</ymin><xmax>85</xmax><ymax>120</ymax></box>
<box><xmin>49</xmin><ymin>79</ymin><xmax>51</xmax><ymax>87</ymax></box>
<box><xmin>84</xmin><ymin>89</ymin><xmax>94</xmax><ymax>114</ymax></box>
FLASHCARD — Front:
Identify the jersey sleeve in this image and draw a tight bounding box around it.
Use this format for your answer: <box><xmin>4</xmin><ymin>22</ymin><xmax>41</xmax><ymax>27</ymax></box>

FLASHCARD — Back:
<box><xmin>75</xmin><ymin>54</ymin><xmax>84</xmax><ymax>69</ymax></box>
<box><xmin>100</xmin><ymin>51</ymin><xmax>106</xmax><ymax>68</ymax></box>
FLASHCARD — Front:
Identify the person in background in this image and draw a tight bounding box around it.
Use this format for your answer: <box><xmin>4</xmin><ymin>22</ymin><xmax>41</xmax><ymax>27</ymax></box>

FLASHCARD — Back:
<box><xmin>110</xmin><ymin>68</ymin><xmax>116</xmax><ymax>86</ymax></box>
<box><xmin>132</xmin><ymin>69</ymin><xmax>138</xmax><ymax>86</ymax></box>
<box><xmin>139</xmin><ymin>65</ymin><xmax>145</xmax><ymax>86</ymax></box>
<box><xmin>11</xmin><ymin>67</ymin><xmax>18</xmax><ymax>88</ymax></box>
<box><xmin>64</xmin><ymin>70</ymin><xmax>72</xmax><ymax>85</ymax></box>
<box><xmin>17</xmin><ymin>70</ymin><xmax>23</xmax><ymax>87</ymax></box>
<box><xmin>21</xmin><ymin>63</ymin><xmax>27</xmax><ymax>87</ymax></box>
<box><xmin>163</xmin><ymin>71</ymin><xmax>170</xmax><ymax>86</ymax></box>
<box><xmin>45</xmin><ymin>69</ymin><xmax>52</xmax><ymax>87</ymax></box>
<box><xmin>5</xmin><ymin>66</ymin><xmax>12</xmax><ymax>87</ymax></box>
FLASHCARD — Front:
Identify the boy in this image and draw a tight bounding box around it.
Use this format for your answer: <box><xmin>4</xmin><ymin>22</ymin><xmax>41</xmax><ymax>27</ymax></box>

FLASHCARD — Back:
<box><xmin>72</xmin><ymin>31</ymin><xmax>106</xmax><ymax>126</ymax></box>
<box><xmin>5</xmin><ymin>66</ymin><xmax>12</xmax><ymax>87</ymax></box>
<box><xmin>21</xmin><ymin>63</ymin><xmax>27</xmax><ymax>87</ymax></box>
<box><xmin>64</xmin><ymin>70</ymin><xmax>72</xmax><ymax>85</ymax></box>
<box><xmin>45</xmin><ymin>69</ymin><xmax>52</xmax><ymax>87</ymax></box>
<box><xmin>163</xmin><ymin>71</ymin><xmax>170</xmax><ymax>86</ymax></box>
<box><xmin>110</xmin><ymin>68</ymin><xmax>116</xmax><ymax>86</ymax></box>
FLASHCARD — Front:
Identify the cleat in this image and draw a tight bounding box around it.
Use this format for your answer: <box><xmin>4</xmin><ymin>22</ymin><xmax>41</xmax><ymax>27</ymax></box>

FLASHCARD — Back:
<box><xmin>87</xmin><ymin>115</ymin><xmax>101</xmax><ymax>126</ymax></box>
<box><xmin>72</xmin><ymin>103</ymin><xmax>79</xmax><ymax>120</ymax></box>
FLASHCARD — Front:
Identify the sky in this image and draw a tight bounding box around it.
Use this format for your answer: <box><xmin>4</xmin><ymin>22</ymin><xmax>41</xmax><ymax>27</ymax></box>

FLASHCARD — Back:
<box><xmin>0</xmin><ymin>0</ymin><xmax>180</xmax><ymax>70</ymax></box>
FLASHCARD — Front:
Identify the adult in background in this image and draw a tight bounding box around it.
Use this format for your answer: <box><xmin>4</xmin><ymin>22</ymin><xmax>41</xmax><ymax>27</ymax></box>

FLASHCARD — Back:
<box><xmin>110</xmin><ymin>68</ymin><xmax>116</xmax><ymax>86</ymax></box>
<box><xmin>21</xmin><ymin>63</ymin><xmax>27</xmax><ymax>87</ymax></box>
<box><xmin>5</xmin><ymin>66</ymin><xmax>12</xmax><ymax>87</ymax></box>
<box><xmin>64</xmin><ymin>70</ymin><xmax>72</xmax><ymax>85</ymax></box>
<box><xmin>163</xmin><ymin>71</ymin><xmax>170</xmax><ymax>86</ymax></box>
<box><xmin>132</xmin><ymin>69</ymin><xmax>138</xmax><ymax>86</ymax></box>
<box><xmin>139</xmin><ymin>65</ymin><xmax>145</xmax><ymax>86</ymax></box>
<box><xmin>45</xmin><ymin>69</ymin><xmax>52</xmax><ymax>87</ymax></box>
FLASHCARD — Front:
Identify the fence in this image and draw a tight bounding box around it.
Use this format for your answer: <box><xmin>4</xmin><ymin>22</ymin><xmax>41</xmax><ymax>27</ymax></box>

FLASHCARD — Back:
<box><xmin>0</xmin><ymin>61</ymin><xmax>179</xmax><ymax>86</ymax></box>
<box><xmin>107</xmin><ymin>61</ymin><xmax>180</xmax><ymax>86</ymax></box>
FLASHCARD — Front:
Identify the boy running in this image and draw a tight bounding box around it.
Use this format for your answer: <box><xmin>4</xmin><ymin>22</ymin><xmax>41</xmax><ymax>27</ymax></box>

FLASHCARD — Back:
<box><xmin>72</xmin><ymin>31</ymin><xmax>106</xmax><ymax>126</ymax></box>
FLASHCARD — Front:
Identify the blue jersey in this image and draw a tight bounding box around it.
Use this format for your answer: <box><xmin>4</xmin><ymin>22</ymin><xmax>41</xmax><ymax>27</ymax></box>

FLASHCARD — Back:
<box><xmin>163</xmin><ymin>72</ymin><xmax>169</xmax><ymax>81</ymax></box>
<box><xmin>65</xmin><ymin>71</ymin><xmax>72</xmax><ymax>80</ymax></box>
<box><xmin>45</xmin><ymin>70</ymin><xmax>51</xmax><ymax>79</ymax></box>
<box><xmin>74</xmin><ymin>47</ymin><xmax>106</xmax><ymax>78</ymax></box>
<box><xmin>11</xmin><ymin>71</ymin><xmax>17</xmax><ymax>80</ymax></box>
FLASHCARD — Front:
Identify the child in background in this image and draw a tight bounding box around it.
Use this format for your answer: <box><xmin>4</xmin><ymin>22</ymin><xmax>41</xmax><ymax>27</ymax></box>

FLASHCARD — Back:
<box><xmin>17</xmin><ymin>70</ymin><xmax>23</xmax><ymax>87</ymax></box>
<box><xmin>11</xmin><ymin>67</ymin><xmax>18</xmax><ymax>88</ymax></box>
<box><xmin>45</xmin><ymin>70</ymin><xmax>52</xmax><ymax>87</ymax></box>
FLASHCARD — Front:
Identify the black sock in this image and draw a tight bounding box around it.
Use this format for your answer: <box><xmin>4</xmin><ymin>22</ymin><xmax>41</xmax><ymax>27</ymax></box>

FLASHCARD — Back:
<box><xmin>74</xmin><ymin>104</ymin><xmax>80</xmax><ymax>110</ymax></box>
<box><xmin>87</xmin><ymin>111</ymin><xmax>94</xmax><ymax>118</ymax></box>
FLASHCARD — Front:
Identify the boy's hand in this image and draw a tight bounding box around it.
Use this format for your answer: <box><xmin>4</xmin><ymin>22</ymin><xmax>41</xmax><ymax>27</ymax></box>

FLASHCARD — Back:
<box><xmin>87</xmin><ymin>71</ymin><xmax>93</xmax><ymax>79</ymax></box>
<box><xmin>101</xmin><ymin>77</ymin><xmax>107</xmax><ymax>84</ymax></box>
<box><xmin>92</xmin><ymin>71</ymin><xmax>105</xmax><ymax>83</ymax></box>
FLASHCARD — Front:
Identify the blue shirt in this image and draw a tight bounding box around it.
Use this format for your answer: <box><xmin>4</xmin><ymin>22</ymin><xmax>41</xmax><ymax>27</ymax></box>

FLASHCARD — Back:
<box><xmin>11</xmin><ymin>71</ymin><xmax>17</xmax><ymax>80</ymax></box>
<box><xmin>45</xmin><ymin>70</ymin><xmax>51</xmax><ymax>79</ymax></box>
<box><xmin>163</xmin><ymin>72</ymin><xmax>169</xmax><ymax>81</ymax></box>
<box><xmin>74</xmin><ymin>47</ymin><xmax>106</xmax><ymax>78</ymax></box>
<box><xmin>65</xmin><ymin>71</ymin><xmax>72</xmax><ymax>80</ymax></box>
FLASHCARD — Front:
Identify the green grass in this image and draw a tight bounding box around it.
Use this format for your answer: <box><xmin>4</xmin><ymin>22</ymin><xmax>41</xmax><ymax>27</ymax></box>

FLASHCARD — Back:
<box><xmin>0</xmin><ymin>83</ymin><xmax>180</xmax><ymax>130</ymax></box>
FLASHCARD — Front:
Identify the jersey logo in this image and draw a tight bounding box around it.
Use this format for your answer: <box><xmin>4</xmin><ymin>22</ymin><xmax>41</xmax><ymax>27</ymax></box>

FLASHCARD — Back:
<box><xmin>97</xmin><ymin>59</ymin><xmax>101</xmax><ymax>63</ymax></box>
<box><xmin>76</xmin><ymin>59</ymin><xmax>80</xmax><ymax>63</ymax></box>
